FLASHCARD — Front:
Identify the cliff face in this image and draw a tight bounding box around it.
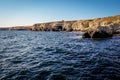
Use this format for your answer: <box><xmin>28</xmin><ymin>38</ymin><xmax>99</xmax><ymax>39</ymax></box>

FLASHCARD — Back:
<box><xmin>0</xmin><ymin>27</ymin><xmax>10</xmax><ymax>30</ymax></box>
<box><xmin>32</xmin><ymin>21</ymin><xmax>74</xmax><ymax>31</ymax></box>
<box><xmin>31</xmin><ymin>15</ymin><xmax>120</xmax><ymax>33</ymax></box>
<box><xmin>9</xmin><ymin>26</ymin><xmax>33</xmax><ymax>30</ymax></box>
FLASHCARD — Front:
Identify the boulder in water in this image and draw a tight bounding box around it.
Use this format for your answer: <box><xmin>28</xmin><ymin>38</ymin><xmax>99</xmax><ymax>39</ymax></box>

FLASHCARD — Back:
<box><xmin>82</xmin><ymin>27</ymin><xmax>113</xmax><ymax>38</ymax></box>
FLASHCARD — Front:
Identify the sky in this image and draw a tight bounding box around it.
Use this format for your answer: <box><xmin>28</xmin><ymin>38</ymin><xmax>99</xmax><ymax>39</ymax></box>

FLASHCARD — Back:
<box><xmin>0</xmin><ymin>0</ymin><xmax>120</xmax><ymax>27</ymax></box>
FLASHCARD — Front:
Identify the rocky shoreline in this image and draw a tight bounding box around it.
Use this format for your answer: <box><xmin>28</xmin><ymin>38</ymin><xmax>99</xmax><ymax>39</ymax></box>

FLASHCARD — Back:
<box><xmin>0</xmin><ymin>15</ymin><xmax>120</xmax><ymax>38</ymax></box>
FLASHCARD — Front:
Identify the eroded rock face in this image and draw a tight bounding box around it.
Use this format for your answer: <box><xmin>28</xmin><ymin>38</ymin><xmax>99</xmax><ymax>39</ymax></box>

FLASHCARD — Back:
<box><xmin>82</xmin><ymin>27</ymin><xmax>113</xmax><ymax>38</ymax></box>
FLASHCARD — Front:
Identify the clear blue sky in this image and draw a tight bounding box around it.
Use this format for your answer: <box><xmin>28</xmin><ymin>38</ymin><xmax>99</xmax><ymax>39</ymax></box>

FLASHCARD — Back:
<box><xmin>0</xmin><ymin>0</ymin><xmax>120</xmax><ymax>27</ymax></box>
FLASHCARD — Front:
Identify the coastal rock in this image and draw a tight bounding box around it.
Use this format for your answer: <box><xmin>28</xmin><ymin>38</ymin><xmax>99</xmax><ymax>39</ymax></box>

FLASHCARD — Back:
<box><xmin>82</xmin><ymin>27</ymin><xmax>113</xmax><ymax>38</ymax></box>
<box><xmin>63</xmin><ymin>22</ymin><xmax>73</xmax><ymax>31</ymax></box>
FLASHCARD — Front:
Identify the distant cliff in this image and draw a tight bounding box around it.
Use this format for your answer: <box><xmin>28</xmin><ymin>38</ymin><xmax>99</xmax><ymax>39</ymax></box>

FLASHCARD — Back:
<box><xmin>0</xmin><ymin>15</ymin><xmax>120</xmax><ymax>35</ymax></box>
<box><xmin>9</xmin><ymin>26</ymin><xmax>33</xmax><ymax>30</ymax></box>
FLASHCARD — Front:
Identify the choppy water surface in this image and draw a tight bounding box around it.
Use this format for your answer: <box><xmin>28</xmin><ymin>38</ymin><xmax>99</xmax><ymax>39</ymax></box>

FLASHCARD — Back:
<box><xmin>0</xmin><ymin>31</ymin><xmax>120</xmax><ymax>80</ymax></box>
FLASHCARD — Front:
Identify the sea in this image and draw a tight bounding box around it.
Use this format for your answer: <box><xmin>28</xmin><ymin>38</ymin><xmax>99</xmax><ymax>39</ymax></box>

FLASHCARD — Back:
<box><xmin>0</xmin><ymin>31</ymin><xmax>120</xmax><ymax>80</ymax></box>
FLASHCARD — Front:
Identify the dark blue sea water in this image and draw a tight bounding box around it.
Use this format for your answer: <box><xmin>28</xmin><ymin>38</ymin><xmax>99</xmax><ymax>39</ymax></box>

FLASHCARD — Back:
<box><xmin>0</xmin><ymin>31</ymin><xmax>120</xmax><ymax>80</ymax></box>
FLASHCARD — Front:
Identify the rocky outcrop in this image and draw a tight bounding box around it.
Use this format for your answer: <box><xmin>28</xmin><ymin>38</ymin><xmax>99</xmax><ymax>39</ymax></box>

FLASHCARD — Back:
<box><xmin>32</xmin><ymin>21</ymin><xmax>74</xmax><ymax>31</ymax></box>
<box><xmin>82</xmin><ymin>27</ymin><xmax>113</xmax><ymax>38</ymax></box>
<box><xmin>31</xmin><ymin>15</ymin><xmax>120</xmax><ymax>34</ymax></box>
<box><xmin>82</xmin><ymin>16</ymin><xmax>120</xmax><ymax>38</ymax></box>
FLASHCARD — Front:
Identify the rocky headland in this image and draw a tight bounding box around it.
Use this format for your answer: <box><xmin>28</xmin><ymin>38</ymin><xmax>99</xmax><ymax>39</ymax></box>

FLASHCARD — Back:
<box><xmin>0</xmin><ymin>15</ymin><xmax>120</xmax><ymax>38</ymax></box>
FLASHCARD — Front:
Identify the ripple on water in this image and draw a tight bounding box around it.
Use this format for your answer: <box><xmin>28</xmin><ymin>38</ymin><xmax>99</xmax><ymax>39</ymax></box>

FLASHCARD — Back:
<box><xmin>0</xmin><ymin>31</ymin><xmax>120</xmax><ymax>80</ymax></box>
<box><xmin>31</xmin><ymin>70</ymin><xmax>51</xmax><ymax>80</ymax></box>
